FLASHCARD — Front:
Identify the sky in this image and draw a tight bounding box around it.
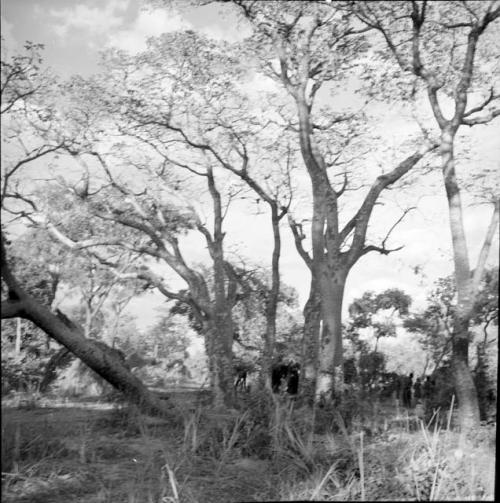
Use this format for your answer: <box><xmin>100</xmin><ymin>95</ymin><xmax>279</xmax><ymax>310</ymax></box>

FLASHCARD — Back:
<box><xmin>2</xmin><ymin>0</ymin><xmax>499</xmax><ymax>330</ymax></box>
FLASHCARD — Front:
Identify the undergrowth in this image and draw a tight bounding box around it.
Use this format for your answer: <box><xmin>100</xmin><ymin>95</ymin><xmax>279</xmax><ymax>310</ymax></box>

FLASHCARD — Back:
<box><xmin>1</xmin><ymin>389</ymin><xmax>496</xmax><ymax>502</ymax></box>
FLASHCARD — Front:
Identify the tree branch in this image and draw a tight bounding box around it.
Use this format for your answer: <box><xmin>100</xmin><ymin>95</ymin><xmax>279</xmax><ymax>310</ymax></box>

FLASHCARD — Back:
<box><xmin>471</xmin><ymin>199</ymin><xmax>499</xmax><ymax>296</ymax></box>
<box><xmin>287</xmin><ymin>214</ymin><xmax>312</xmax><ymax>269</ymax></box>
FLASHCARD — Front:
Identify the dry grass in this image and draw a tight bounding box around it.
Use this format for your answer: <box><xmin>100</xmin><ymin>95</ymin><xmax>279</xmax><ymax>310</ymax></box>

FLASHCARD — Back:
<box><xmin>1</xmin><ymin>391</ymin><xmax>496</xmax><ymax>502</ymax></box>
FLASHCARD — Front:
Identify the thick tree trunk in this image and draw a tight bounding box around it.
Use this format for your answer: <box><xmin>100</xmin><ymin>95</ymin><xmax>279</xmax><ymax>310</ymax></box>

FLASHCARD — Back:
<box><xmin>206</xmin><ymin>314</ymin><xmax>234</xmax><ymax>407</ymax></box>
<box><xmin>203</xmin><ymin>327</ymin><xmax>216</xmax><ymax>390</ymax></box>
<box><xmin>451</xmin><ymin>324</ymin><xmax>480</xmax><ymax>432</ymax></box>
<box><xmin>316</xmin><ymin>274</ymin><xmax>346</xmax><ymax>399</ymax></box>
<box><xmin>300</xmin><ymin>279</ymin><xmax>321</xmax><ymax>390</ymax></box>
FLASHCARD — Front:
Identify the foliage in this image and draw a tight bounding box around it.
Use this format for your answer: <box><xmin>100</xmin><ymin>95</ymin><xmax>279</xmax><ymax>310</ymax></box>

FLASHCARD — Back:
<box><xmin>2</xmin><ymin>232</ymin><xmax>63</xmax><ymax>306</ymax></box>
<box><xmin>1</xmin><ymin>352</ymin><xmax>46</xmax><ymax>395</ymax></box>
<box><xmin>404</xmin><ymin>270</ymin><xmax>499</xmax><ymax>373</ymax></box>
<box><xmin>143</xmin><ymin>312</ymin><xmax>191</xmax><ymax>359</ymax></box>
<box><xmin>348</xmin><ymin>288</ymin><xmax>412</xmax><ymax>349</ymax></box>
<box><xmin>358</xmin><ymin>351</ymin><xmax>386</xmax><ymax>387</ymax></box>
<box><xmin>344</xmin><ymin>288</ymin><xmax>413</xmax><ymax>378</ymax></box>
<box><xmin>472</xmin><ymin>268</ymin><xmax>499</xmax><ymax>331</ymax></box>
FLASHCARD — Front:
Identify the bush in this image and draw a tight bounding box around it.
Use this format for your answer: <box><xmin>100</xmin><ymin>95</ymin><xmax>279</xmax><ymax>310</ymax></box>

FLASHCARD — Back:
<box><xmin>1</xmin><ymin>354</ymin><xmax>46</xmax><ymax>395</ymax></box>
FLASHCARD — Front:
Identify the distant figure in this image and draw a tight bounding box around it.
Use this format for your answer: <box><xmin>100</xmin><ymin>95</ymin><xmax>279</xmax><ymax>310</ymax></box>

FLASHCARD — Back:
<box><xmin>287</xmin><ymin>363</ymin><xmax>300</xmax><ymax>395</ymax></box>
<box><xmin>343</xmin><ymin>358</ymin><xmax>357</xmax><ymax>384</ymax></box>
<box><xmin>234</xmin><ymin>369</ymin><xmax>248</xmax><ymax>392</ymax></box>
<box><xmin>272</xmin><ymin>359</ymin><xmax>300</xmax><ymax>395</ymax></box>
<box><xmin>414</xmin><ymin>377</ymin><xmax>422</xmax><ymax>402</ymax></box>
<box><xmin>395</xmin><ymin>374</ymin><xmax>403</xmax><ymax>401</ymax></box>
<box><xmin>422</xmin><ymin>375</ymin><xmax>434</xmax><ymax>400</ymax></box>
<box><xmin>271</xmin><ymin>359</ymin><xmax>288</xmax><ymax>393</ymax></box>
<box><xmin>402</xmin><ymin>372</ymin><xmax>413</xmax><ymax>408</ymax></box>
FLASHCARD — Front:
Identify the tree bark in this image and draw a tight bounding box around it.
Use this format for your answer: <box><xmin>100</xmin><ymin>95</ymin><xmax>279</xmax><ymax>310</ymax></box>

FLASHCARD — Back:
<box><xmin>315</xmin><ymin>275</ymin><xmax>346</xmax><ymax>399</ymax></box>
<box><xmin>261</xmin><ymin>204</ymin><xmax>282</xmax><ymax>389</ymax></box>
<box><xmin>204</xmin><ymin>164</ymin><xmax>236</xmax><ymax>407</ymax></box>
<box><xmin>441</xmin><ymin>129</ymin><xmax>480</xmax><ymax>432</ymax></box>
<box><xmin>300</xmin><ymin>279</ymin><xmax>321</xmax><ymax>390</ymax></box>
<box><xmin>209</xmin><ymin>314</ymin><xmax>235</xmax><ymax>407</ymax></box>
<box><xmin>15</xmin><ymin>317</ymin><xmax>22</xmax><ymax>355</ymax></box>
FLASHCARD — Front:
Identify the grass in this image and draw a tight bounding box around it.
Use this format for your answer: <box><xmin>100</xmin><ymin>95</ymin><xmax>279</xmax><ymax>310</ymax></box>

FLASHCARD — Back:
<box><xmin>1</xmin><ymin>390</ymin><xmax>496</xmax><ymax>502</ymax></box>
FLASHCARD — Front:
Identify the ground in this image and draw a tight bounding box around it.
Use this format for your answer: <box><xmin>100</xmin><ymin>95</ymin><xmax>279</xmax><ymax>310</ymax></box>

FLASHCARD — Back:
<box><xmin>1</xmin><ymin>390</ymin><xmax>496</xmax><ymax>502</ymax></box>
<box><xmin>2</xmin><ymin>392</ymin><xmax>277</xmax><ymax>503</ymax></box>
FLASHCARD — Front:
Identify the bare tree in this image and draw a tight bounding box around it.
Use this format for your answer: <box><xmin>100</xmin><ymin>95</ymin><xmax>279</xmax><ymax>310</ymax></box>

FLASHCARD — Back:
<box><xmin>353</xmin><ymin>0</ymin><xmax>500</xmax><ymax>432</ymax></box>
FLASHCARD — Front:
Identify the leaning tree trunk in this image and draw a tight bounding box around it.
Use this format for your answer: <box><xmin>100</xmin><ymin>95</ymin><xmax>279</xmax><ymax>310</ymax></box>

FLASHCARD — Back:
<box><xmin>1</xmin><ymin>237</ymin><xmax>176</xmax><ymax>419</ymax></box>
<box><xmin>7</xmin><ymin>297</ymin><xmax>176</xmax><ymax>418</ymax></box>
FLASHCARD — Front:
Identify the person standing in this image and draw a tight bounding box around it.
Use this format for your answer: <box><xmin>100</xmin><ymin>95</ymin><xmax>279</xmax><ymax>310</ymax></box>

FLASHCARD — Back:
<box><xmin>413</xmin><ymin>377</ymin><xmax>422</xmax><ymax>406</ymax></box>
<box><xmin>403</xmin><ymin>372</ymin><xmax>413</xmax><ymax>408</ymax></box>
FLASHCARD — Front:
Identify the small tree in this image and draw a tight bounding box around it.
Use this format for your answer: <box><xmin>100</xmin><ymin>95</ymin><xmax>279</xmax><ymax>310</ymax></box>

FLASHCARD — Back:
<box><xmin>348</xmin><ymin>288</ymin><xmax>412</xmax><ymax>352</ymax></box>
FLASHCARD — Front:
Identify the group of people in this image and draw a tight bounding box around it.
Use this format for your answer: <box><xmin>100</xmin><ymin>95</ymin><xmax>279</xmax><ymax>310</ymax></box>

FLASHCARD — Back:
<box><xmin>235</xmin><ymin>357</ymin><xmax>438</xmax><ymax>407</ymax></box>
<box><xmin>397</xmin><ymin>373</ymin><xmax>436</xmax><ymax>409</ymax></box>
<box><xmin>233</xmin><ymin>357</ymin><xmax>301</xmax><ymax>395</ymax></box>
<box><xmin>271</xmin><ymin>360</ymin><xmax>300</xmax><ymax>395</ymax></box>
<box><xmin>363</xmin><ymin>371</ymin><xmax>436</xmax><ymax>409</ymax></box>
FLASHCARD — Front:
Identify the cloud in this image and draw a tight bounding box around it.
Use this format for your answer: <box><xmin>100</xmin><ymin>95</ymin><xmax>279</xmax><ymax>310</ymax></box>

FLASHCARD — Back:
<box><xmin>107</xmin><ymin>8</ymin><xmax>192</xmax><ymax>54</ymax></box>
<box><xmin>47</xmin><ymin>0</ymin><xmax>130</xmax><ymax>39</ymax></box>
<box><xmin>0</xmin><ymin>17</ymin><xmax>20</xmax><ymax>55</ymax></box>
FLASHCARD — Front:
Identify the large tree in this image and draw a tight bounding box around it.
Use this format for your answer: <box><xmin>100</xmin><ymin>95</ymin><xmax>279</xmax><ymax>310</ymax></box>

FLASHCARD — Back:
<box><xmin>23</xmin><ymin>34</ymin><xmax>263</xmax><ymax>407</ymax></box>
<box><xmin>225</xmin><ymin>1</ymin><xmax>437</xmax><ymax>398</ymax></box>
<box><xmin>353</xmin><ymin>0</ymin><xmax>500</xmax><ymax>432</ymax></box>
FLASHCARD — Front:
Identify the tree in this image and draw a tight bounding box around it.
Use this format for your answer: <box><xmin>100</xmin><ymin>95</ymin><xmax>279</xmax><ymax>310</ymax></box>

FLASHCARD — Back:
<box><xmin>404</xmin><ymin>276</ymin><xmax>457</xmax><ymax>375</ymax></box>
<box><xmin>354</xmin><ymin>0</ymin><xmax>500</xmax><ymax>432</ymax></box>
<box><xmin>405</xmin><ymin>270</ymin><xmax>499</xmax><ymax>373</ymax></box>
<box><xmin>23</xmin><ymin>35</ymin><xmax>256</xmax><ymax>406</ymax></box>
<box><xmin>349</xmin><ymin>288</ymin><xmax>412</xmax><ymax>352</ymax></box>
<box><xmin>226</xmin><ymin>1</ymin><xmax>437</xmax><ymax>400</ymax></box>
<box><xmin>1</xmin><ymin>43</ymin><xmax>178</xmax><ymax>418</ymax></box>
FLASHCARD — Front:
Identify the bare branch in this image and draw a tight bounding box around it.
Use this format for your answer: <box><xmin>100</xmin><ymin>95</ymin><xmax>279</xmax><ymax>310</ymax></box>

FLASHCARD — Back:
<box><xmin>288</xmin><ymin>213</ymin><xmax>312</xmax><ymax>269</ymax></box>
<box><xmin>463</xmin><ymin>88</ymin><xmax>499</xmax><ymax>117</ymax></box>
<box><xmin>461</xmin><ymin>108</ymin><xmax>500</xmax><ymax>126</ymax></box>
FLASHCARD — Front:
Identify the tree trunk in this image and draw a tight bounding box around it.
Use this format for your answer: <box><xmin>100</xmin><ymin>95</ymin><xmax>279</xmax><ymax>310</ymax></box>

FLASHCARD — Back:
<box><xmin>1</xmin><ymin>239</ymin><xmax>176</xmax><ymax>418</ymax></box>
<box><xmin>12</xmin><ymin>299</ymin><xmax>176</xmax><ymax>417</ymax></box>
<box><xmin>207</xmin><ymin>315</ymin><xmax>234</xmax><ymax>407</ymax></box>
<box><xmin>261</xmin><ymin>204</ymin><xmax>282</xmax><ymax>390</ymax></box>
<box><xmin>441</xmin><ymin>129</ymin><xmax>480</xmax><ymax>432</ymax></box>
<box><xmin>316</xmin><ymin>274</ymin><xmax>346</xmax><ymax>399</ymax></box>
<box><xmin>15</xmin><ymin>317</ymin><xmax>22</xmax><ymax>355</ymax></box>
<box><xmin>451</xmin><ymin>324</ymin><xmax>480</xmax><ymax>431</ymax></box>
<box><xmin>300</xmin><ymin>279</ymin><xmax>321</xmax><ymax>390</ymax></box>
<box><xmin>83</xmin><ymin>301</ymin><xmax>92</xmax><ymax>338</ymax></box>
